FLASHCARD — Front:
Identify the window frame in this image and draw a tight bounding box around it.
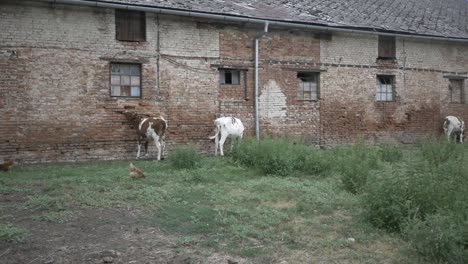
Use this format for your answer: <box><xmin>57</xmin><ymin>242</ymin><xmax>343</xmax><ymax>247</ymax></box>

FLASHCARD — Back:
<box><xmin>449</xmin><ymin>78</ymin><xmax>465</xmax><ymax>104</ymax></box>
<box><xmin>115</xmin><ymin>9</ymin><xmax>146</xmax><ymax>42</ymax></box>
<box><xmin>109</xmin><ymin>62</ymin><xmax>142</xmax><ymax>98</ymax></box>
<box><xmin>219</xmin><ymin>69</ymin><xmax>241</xmax><ymax>85</ymax></box>
<box><xmin>375</xmin><ymin>75</ymin><xmax>395</xmax><ymax>102</ymax></box>
<box><xmin>297</xmin><ymin>72</ymin><xmax>320</xmax><ymax>101</ymax></box>
<box><xmin>378</xmin><ymin>36</ymin><xmax>396</xmax><ymax>60</ymax></box>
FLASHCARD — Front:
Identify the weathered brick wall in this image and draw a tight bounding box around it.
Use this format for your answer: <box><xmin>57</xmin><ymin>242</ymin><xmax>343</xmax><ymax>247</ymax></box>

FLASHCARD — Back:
<box><xmin>0</xmin><ymin>2</ymin><xmax>165</xmax><ymax>162</ymax></box>
<box><xmin>219</xmin><ymin>27</ymin><xmax>321</xmax><ymax>143</ymax></box>
<box><xmin>1</xmin><ymin>2</ymin><xmax>467</xmax><ymax>163</ymax></box>
<box><xmin>320</xmin><ymin>33</ymin><xmax>468</xmax><ymax>145</ymax></box>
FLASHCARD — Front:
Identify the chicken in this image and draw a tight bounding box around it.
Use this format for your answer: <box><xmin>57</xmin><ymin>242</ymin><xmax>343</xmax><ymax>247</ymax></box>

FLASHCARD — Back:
<box><xmin>129</xmin><ymin>162</ymin><xmax>145</xmax><ymax>179</ymax></box>
<box><xmin>0</xmin><ymin>160</ymin><xmax>14</xmax><ymax>172</ymax></box>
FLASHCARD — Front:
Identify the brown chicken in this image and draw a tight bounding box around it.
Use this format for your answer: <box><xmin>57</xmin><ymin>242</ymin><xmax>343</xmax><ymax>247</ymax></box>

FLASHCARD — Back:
<box><xmin>0</xmin><ymin>160</ymin><xmax>14</xmax><ymax>172</ymax></box>
<box><xmin>129</xmin><ymin>162</ymin><xmax>145</xmax><ymax>179</ymax></box>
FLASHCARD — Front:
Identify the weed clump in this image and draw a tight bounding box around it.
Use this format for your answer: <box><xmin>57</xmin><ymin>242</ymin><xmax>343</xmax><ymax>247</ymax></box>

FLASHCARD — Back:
<box><xmin>0</xmin><ymin>224</ymin><xmax>29</xmax><ymax>242</ymax></box>
<box><xmin>402</xmin><ymin>212</ymin><xmax>466</xmax><ymax>263</ymax></box>
<box><xmin>362</xmin><ymin>140</ymin><xmax>468</xmax><ymax>263</ymax></box>
<box><xmin>378</xmin><ymin>144</ymin><xmax>403</xmax><ymax>163</ymax></box>
<box><xmin>169</xmin><ymin>146</ymin><xmax>202</xmax><ymax>169</ymax></box>
<box><xmin>335</xmin><ymin>143</ymin><xmax>379</xmax><ymax>194</ymax></box>
<box><xmin>231</xmin><ymin>138</ymin><xmax>308</xmax><ymax>176</ymax></box>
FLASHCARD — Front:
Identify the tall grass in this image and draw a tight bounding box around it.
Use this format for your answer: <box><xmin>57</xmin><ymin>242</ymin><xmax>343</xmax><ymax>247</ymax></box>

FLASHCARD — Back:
<box><xmin>231</xmin><ymin>138</ymin><xmax>309</xmax><ymax>176</ymax></box>
<box><xmin>169</xmin><ymin>146</ymin><xmax>202</xmax><ymax>169</ymax></box>
<box><xmin>362</xmin><ymin>140</ymin><xmax>468</xmax><ymax>262</ymax></box>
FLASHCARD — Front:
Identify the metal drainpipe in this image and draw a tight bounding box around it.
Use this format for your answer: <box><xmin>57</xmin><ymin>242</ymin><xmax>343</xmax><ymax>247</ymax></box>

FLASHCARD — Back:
<box><xmin>254</xmin><ymin>22</ymin><xmax>269</xmax><ymax>141</ymax></box>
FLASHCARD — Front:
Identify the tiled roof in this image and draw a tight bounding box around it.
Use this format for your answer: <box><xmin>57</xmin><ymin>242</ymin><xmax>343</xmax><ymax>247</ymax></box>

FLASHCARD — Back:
<box><xmin>100</xmin><ymin>0</ymin><xmax>468</xmax><ymax>39</ymax></box>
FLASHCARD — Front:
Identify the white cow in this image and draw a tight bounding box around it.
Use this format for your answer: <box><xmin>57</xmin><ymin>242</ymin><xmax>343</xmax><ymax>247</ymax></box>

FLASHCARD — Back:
<box><xmin>209</xmin><ymin>117</ymin><xmax>244</xmax><ymax>156</ymax></box>
<box><xmin>443</xmin><ymin>115</ymin><xmax>464</xmax><ymax>143</ymax></box>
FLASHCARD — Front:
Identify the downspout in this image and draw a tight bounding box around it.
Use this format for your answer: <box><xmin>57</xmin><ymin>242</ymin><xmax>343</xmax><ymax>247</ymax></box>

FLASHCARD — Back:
<box><xmin>254</xmin><ymin>21</ymin><xmax>269</xmax><ymax>141</ymax></box>
<box><xmin>156</xmin><ymin>14</ymin><xmax>161</xmax><ymax>98</ymax></box>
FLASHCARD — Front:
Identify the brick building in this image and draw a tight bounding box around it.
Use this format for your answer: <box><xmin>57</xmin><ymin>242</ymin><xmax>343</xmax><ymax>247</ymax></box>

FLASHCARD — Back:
<box><xmin>1</xmin><ymin>0</ymin><xmax>467</xmax><ymax>163</ymax></box>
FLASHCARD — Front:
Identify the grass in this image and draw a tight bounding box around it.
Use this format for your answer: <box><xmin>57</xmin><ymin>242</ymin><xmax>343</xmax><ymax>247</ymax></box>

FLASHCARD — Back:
<box><xmin>0</xmin><ymin>224</ymin><xmax>29</xmax><ymax>242</ymax></box>
<box><xmin>1</xmin><ymin>139</ymin><xmax>466</xmax><ymax>263</ymax></box>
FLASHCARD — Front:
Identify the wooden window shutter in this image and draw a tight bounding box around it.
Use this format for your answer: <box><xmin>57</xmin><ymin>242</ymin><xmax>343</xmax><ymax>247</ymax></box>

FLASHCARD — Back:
<box><xmin>378</xmin><ymin>36</ymin><xmax>396</xmax><ymax>59</ymax></box>
<box><xmin>115</xmin><ymin>10</ymin><xmax>146</xmax><ymax>41</ymax></box>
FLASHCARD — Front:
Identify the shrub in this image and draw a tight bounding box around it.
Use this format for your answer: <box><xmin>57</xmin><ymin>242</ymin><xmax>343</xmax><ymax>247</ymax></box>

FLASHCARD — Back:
<box><xmin>363</xmin><ymin>142</ymin><xmax>468</xmax><ymax>244</ymax></box>
<box><xmin>402</xmin><ymin>212</ymin><xmax>466</xmax><ymax>263</ymax></box>
<box><xmin>378</xmin><ymin>144</ymin><xmax>403</xmax><ymax>163</ymax></box>
<box><xmin>301</xmin><ymin>150</ymin><xmax>333</xmax><ymax>176</ymax></box>
<box><xmin>362</xmin><ymin>166</ymin><xmax>410</xmax><ymax>232</ymax></box>
<box><xmin>0</xmin><ymin>224</ymin><xmax>28</xmax><ymax>242</ymax></box>
<box><xmin>232</xmin><ymin>138</ymin><xmax>309</xmax><ymax>176</ymax></box>
<box><xmin>417</xmin><ymin>140</ymin><xmax>464</xmax><ymax>166</ymax></box>
<box><xmin>335</xmin><ymin>143</ymin><xmax>379</xmax><ymax>194</ymax></box>
<box><xmin>169</xmin><ymin>146</ymin><xmax>202</xmax><ymax>169</ymax></box>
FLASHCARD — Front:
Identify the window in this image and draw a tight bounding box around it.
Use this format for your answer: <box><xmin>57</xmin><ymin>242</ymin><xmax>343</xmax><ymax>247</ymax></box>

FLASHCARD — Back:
<box><xmin>219</xmin><ymin>69</ymin><xmax>240</xmax><ymax>85</ymax></box>
<box><xmin>378</xmin><ymin>36</ymin><xmax>396</xmax><ymax>60</ymax></box>
<box><xmin>376</xmin><ymin>75</ymin><xmax>395</xmax><ymax>102</ymax></box>
<box><xmin>115</xmin><ymin>10</ymin><xmax>146</xmax><ymax>42</ymax></box>
<box><xmin>297</xmin><ymin>72</ymin><xmax>319</xmax><ymax>101</ymax></box>
<box><xmin>449</xmin><ymin>79</ymin><xmax>465</xmax><ymax>103</ymax></box>
<box><xmin>110</xmin><ymin>63</ymin><xmax>141</xmax><ymax>97</ymax></box>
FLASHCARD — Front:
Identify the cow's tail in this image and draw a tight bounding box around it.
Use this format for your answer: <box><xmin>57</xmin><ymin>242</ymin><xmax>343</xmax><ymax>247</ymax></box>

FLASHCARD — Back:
<box><xmin>443</xmin><ymin>118</ymin><xmax>450</xmax><ymax>130</ymax></box>
<box><xmin>209</xmin><ymin>121</ymin><xmax>221</xmax><ymax>140</ymax></box>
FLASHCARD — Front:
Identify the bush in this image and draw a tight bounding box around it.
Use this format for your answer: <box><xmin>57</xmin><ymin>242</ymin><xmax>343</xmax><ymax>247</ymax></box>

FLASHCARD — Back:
<box><xmin>362</xmin><ymin>166</ymin><xmax>410</xmax><ymax>232</ymax></box>
<box><xmin>378</xmin><ymin>144</ymin><xmax>403</xmax><ymax>163</ymax></box>
<box><xmin>169</xmin><ymin>146</ymin><xmax>202</xmax><ymax>169</ymax></box>
<box><xmin>402</xmin><ymin>212</ymin><xmax>466</xmax><ymax>263</ymax></box>
<box><xmin>335</xmin><ymin>143</ymin><xmax>379</xmax><ymax>194</ymax></box>
<box><xmin>301</xmin><ymin>150</ymin><xmax>333</xmax><ymax>176</ymax></box>
<box><xmin>362</xmin><ymin>141</ymin><xmax>468</xmax><ymax>262</ymax></box>
<box><xmin>0</xmin><ymin>224</ymin><xmax>28</xmax><ymax>242</ymax></box>
<box><xmin>231</xmin><ymin>138</ymin><xmax>309</xmax><ymax>176</ymax></box>
<box><xmin>418</xmin><ymin>140</ymin><xmax>464</xmax><ymax>167</ymax></box>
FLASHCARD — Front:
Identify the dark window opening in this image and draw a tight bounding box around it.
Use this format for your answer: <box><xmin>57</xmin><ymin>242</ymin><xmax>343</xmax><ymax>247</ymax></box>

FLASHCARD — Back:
<box><xmin>297</xmin><ymin>72</ymin><xmax>319</xmax><ymax>101</ymax></box>
<box><xmin>449</xmin><ymin>79</ymin><xmax>465</xmax><ymax>104</ymax></box>
<box><xmin>378</xmin><ymin>36</ymin><xmax>396</xmax><ymax>60</ymax></box>
<box><xmin>110</xmin><ymin>63</ymin><xmax>141</xmax><ymax>98</ymax></box>
<box><xmin>115</xmin><ymin>10</ymin><xmax>146</xmax><ymax>42</ymax></box>
<box><xmin>220</xmin><ymin>69</ymin><xmax>240</xmax><ymax>85</ymax></box>
<box><xmin>376</xmin><ymin>75</ymin><xmax>395</xmax><ymax>101</ymax></box>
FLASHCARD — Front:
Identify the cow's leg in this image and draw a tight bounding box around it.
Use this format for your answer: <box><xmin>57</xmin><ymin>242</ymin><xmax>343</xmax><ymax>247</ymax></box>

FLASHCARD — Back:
<box><xmin>219</xmin><ymin>133</ymin><xmax>228</xmax><ymax>156</ymax></box>
<box><xmin>160</xmin><ymin>137</ymin><xmax>166</xmax><ymax>160</ymax></box>
<box><xmin>214</xmin><ymin>135</ymin><xmax>219</xmax><ymax>156</ymax></box>
<box><xmin>460</xmin><ymin>129</ymin><xmax>464</xmax><ymax>144</ymax></box>
<box><xmin>136</xmin><ymin>139</ymin><xmax>142</xmax><ymax>159</ymax></box>
<box><xmin>144</xmin><ymin>141</ymin><xmax>149</xmax><ymax>157</ymax></box>
<box><xmin>155</xmin><ymin>141</ymin><xmax>161</xmax><ymax>161</ymax></box>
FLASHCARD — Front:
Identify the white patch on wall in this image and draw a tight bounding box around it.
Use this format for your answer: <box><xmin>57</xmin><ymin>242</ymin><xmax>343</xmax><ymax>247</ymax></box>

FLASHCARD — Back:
<box><xmin>259</xmin><ymin>80</ymin><xmax>287</xmax><ymax>119</ymax></box>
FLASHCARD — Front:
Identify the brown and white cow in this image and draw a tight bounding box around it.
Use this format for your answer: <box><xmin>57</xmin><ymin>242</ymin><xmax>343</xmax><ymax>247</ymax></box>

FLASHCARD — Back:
<box><xmin>443</xmin><ymin>115</ymin><xmax>465</xmax><ymax>143</ymax></box>
<box><xmin>123</xmin><ymin>111</ymin><xmax>167</xmax><ymax>160</ymax></box>
<box><xmin>209</xmin><ymin>116</ymin><xmax>244</xmax><ymax>156</ymax></box>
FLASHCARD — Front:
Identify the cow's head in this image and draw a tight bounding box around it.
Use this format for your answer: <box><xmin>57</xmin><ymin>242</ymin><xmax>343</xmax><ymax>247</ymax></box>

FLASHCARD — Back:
<box><xmin>123</xmin><ymin>111</ymin><xmax>144</xmax><ymax>129</ymax></box>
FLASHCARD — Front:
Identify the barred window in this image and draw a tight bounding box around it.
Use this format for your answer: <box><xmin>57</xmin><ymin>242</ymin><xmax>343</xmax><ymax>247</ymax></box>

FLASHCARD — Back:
<box><xmin>219</xmin><ymin>69</ymin><xmax>240</xmax><ymax>85</ymax></box>
<box><xmin>110</xmin><ymin>63</ymin><xmax>141</xmax><ymax>98</ymax></box>
<box><xmin>376</xmin><ymin>75</ymin><xmax>395</xmax><ymax>102</ymax></box>
<box><xmin>297</xmin><ymin>72</ymin><xmax>319</xmax><ymax>101</ymax></box>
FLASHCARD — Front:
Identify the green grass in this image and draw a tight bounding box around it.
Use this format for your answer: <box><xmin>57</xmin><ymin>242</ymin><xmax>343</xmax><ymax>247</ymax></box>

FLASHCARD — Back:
<box><xmin>1</xmin><ymin>140</ymin><xmax>466</xmax><ymax>263</ymax></box>
<box><xmin>31</xmin><ymin>210</ymin><xmax>80</xmax><ymax>223</ymax></box>
<box><xmin>0</xmin><ymin>224</ymin><xmax>29</xmax><ymax>242</ymax></box>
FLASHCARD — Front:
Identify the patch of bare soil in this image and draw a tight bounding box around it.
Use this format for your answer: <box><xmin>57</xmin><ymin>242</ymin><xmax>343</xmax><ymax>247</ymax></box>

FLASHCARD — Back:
<box><xmin>0</xmin><ymin>193</ymin><xmax>244</xmax><ymax>264</ymax></box>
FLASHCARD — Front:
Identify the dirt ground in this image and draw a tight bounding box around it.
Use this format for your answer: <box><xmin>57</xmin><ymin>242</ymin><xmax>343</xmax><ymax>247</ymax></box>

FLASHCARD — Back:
<box><xmin>0</xmin><ymin>192</ymin><xmax>244</xmax><ymax>264</ymax></box>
